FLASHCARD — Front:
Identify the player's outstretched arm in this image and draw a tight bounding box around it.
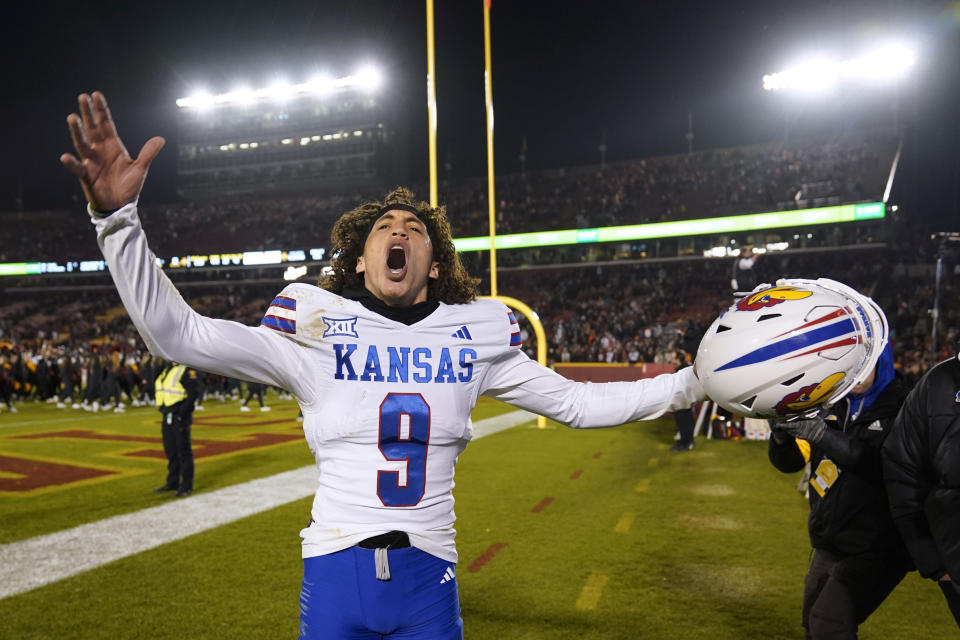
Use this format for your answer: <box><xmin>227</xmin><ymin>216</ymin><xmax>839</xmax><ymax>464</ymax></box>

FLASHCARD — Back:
<box><xmin>60</xmin><ymin>92</ymin><xmax>165</xmax><ymax>212</ymax></box>
<box><xmin>86</xmin><ymin>201</ymin><xmax>312</xmax><ymax>401</ymax></box>
<box><xmin>480</xmin><ymin>350</ymin><xmax>705</xmax><ymax>428</ymax></box>
<box><xmin>61</xmin><ymin>93</ymin><xmax>313</xmax><ymax>402</ymax></box>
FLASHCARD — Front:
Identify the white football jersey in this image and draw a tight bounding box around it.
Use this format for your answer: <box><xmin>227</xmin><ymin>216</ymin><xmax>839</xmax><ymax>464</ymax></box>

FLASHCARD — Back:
<box><xmin>94</xmin><ymin>202</ymin><xmax>705</xmax><ymax>563</ymax></box>
<box><xmin>264</xmin><ymin>284</ymin><xmax>529</xmax><ymax>561</ymax></box>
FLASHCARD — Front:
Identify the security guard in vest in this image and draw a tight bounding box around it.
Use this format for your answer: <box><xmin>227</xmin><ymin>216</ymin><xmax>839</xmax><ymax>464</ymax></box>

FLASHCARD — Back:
<box><xmin>153</xmin><ymin>360</ymin><xmax>201</xmax><ymax>497</ymax></box>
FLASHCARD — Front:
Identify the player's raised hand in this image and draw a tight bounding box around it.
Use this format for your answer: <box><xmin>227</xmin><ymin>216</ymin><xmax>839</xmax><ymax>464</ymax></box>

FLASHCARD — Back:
<box><xmin>60</xmin><ymin>92</ymin><xmax>165</xmax><ymax>212</ymax></box>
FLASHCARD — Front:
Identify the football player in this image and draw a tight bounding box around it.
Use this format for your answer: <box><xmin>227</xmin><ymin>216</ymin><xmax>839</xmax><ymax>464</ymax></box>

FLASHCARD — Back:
<box><xmin>62</xmin><ymin>91</ymin><xmax>706</xmax><ymax>640</ymax></box>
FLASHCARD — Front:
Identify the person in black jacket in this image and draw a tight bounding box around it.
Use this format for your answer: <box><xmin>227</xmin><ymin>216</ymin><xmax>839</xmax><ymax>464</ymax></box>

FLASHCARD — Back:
<box><xmin>240</xmin><ymin>380</ymin><xmax>269</xmax><ymax>412</ymax></box>
<box><xmin>0</xmin><ymin>353</ymin><xmax>15</xmax><ymax>413</ymax></box>
<box><xmin>671</xmin><ymin>323</ymin><xmax>703</xmax><ymax>452</ymax></box>
<box><xmin>137</xmin><ymin>353</ymin><xmax>156</xmax><ymax>406</ymax></box>
<box><xmin>153</xmin><ymin>360</ymin><xmax>201</xmax><ymax>498</ymax></box>
<box><xmin>883</xmin><ymin>356</ymin><xmax>960</xmax><ymax>627</ymax></box>
<box><xmin>83</xmin><ymin>352</ymin><xmax>103</xmax><ymax>411</ymax></box>
<box><xmin>769</xmin><ymin>343</ymin><xmax>911</xmax><ymax>639</ymax></box>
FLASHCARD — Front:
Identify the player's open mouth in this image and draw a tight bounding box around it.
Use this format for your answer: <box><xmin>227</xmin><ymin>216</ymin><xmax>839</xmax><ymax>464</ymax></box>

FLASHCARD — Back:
<box><xmin>386</xmin><ymin>245</ymin><xmax>407</xmax><ymax>280</ymax></box>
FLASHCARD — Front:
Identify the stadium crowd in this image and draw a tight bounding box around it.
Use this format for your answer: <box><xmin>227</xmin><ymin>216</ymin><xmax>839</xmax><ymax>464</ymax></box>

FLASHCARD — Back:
<box><xmin>0</xmin><ymin>131</ymin><xmax>895</xmax><ymax>262</ymax></box>
<box><xmin>2</xmin><ymin>125</ymin><xmax>941</xmax><ymax>414</ymax></box>
<box><xmin>2</xmin><ymin>229</ymin><xmax>956</xmax><ymax>412</ymax></box>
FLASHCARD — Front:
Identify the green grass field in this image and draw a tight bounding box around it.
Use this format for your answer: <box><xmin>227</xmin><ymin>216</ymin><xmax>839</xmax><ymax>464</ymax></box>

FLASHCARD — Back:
<box><xmin>0</xmin><ymin>397</ymin><xmax>954</xmax><ymax>639</ymax></box>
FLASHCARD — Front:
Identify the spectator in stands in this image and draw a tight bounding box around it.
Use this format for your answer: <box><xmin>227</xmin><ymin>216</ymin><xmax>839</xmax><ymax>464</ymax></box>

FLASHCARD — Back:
<box><xmin>731</xmin><ymin>246</ymin><xmax>760</xmax><ymax>292</ymax></box>
<box><xmin>768</xmin><ymin>343</ymin><xmax>912</xmax><ymax>639</ymax></box>
<box><xmin>883</xmin><ymin>357</ymin><xmax>960</xmax><ymax>628</ymax></box>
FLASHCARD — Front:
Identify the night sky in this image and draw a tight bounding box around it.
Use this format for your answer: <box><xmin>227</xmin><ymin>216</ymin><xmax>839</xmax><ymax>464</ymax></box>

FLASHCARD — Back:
<box><xmin>2</xmin><ymin>0</ymin><xmax>957</xmax><ymax>220</ymax></box>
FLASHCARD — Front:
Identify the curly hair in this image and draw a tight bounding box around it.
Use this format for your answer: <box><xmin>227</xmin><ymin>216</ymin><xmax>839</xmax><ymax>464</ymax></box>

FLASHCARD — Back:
<box><xmin>319</xmin><ymin>187</ymin><xmax>480</xmax><ymax>304</ymax></box>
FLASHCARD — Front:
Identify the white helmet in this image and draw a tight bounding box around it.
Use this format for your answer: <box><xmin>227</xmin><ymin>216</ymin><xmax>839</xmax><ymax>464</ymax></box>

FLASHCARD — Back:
<box><xmin>696</xmin><ymin>278</ymin><xmax>889</xmax><ymax>419</ymax></box>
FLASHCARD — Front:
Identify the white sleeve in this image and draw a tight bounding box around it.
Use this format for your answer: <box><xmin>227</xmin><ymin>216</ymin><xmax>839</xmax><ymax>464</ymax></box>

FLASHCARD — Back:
<box><xmin>478</xmin><ymin>349</ymin><xmax>705</xmax><ymax>428</ymax></box>
<box><xmin>92</xmin><ymin>201</ymin><xmax>314</xmax><ymax>402</ymax></box>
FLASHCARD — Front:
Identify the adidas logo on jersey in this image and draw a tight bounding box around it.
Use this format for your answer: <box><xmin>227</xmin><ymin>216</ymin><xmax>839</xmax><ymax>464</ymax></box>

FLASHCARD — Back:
<box><xmin>440</xmin><ymin>566</ymin><xmax>456</xmax><ymax>584</ymax></box>
<box><xmin>451</xmin><ymin>326</ymin><xmax>472</xmax><ymax>340</ymax></box>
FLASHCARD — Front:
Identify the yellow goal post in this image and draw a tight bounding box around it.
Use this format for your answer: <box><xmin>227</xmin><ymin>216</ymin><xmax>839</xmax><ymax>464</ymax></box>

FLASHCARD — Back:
<box><xmin>481</xmin><ymin>295</ymin><xmax>548</xmax><ymax>429</ymax></box>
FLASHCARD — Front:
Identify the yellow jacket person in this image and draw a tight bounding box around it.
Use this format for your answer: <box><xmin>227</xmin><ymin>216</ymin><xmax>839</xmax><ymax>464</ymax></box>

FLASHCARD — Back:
<box><xmin>154</xmin><ymin>361</ymin><xmax>201</xmax><ymax>497</ymax></box>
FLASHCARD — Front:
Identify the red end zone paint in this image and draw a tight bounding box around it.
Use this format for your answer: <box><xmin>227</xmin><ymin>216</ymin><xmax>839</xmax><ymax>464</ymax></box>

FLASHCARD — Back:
<box><xmin>125</xmin><ymin>432</ymin><xmax>302</xmax><ymax>460</ymax></box>
<box><xmin>0</xmin><ymin>455</ymin><xmax>115</xmax><ymax>492</ymax></box>
<box><xmin>15</xmin><ymin>429</ymin><xmax>301</xmax><ymax>460</ymax></box>
<box><xmin>467</xmin><ymin>542</ymin><xmax>507</xmax><ymax>573</ymax></box>
<box><xmin>570</xmin><ymin>469</ymin><xmax>583</xmax><ymax>480</ymax></box>
<box><xmin>532</xmin><ymin>496</ymin><xmax>554</xmax><ymax>512</ymax></box>
<box><xmin>192</xmin><ymin>416</ymin><xmax>295</xmax><ymax>427</ymax></box>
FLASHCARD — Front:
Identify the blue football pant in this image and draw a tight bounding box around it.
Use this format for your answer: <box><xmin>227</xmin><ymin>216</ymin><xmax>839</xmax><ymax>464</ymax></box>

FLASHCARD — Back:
<box><xmin>298</xmin><ymin>546</ymin><xmax>463</xmax><ymax>639</ymax></box>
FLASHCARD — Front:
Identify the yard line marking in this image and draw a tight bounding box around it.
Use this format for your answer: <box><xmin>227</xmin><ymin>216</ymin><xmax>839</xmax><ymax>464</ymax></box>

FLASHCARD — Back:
<box><xmin>570</xmin><ymin>469</ymin><xmax>583</xmax><ymax>480</ymax></box>
<box><xmin>613</xmin><ymin>512</ymin><xmax>635</xmax><ymax>533</ymax></box>
<box><xmin>0</xmin><ymin>410</ymin><xmax>534</xmax><ymax>601</ymax></box>
<box><xmin>471</xmin><ymin>409</ymin><xmax>538</xmax><ymax>438</ymax></box>
<box><xmin>634</xmin><ymin>478</ymin><xmax>652</xmax><ymax>493</ymax></box>
<box><xmin>0</xmin><ymin>466</ymin><xmax>316</xmax><ymax>601</ymax></box>
<box><xmin>691</xmin><ymin>484</ymin><xmax>735</xmax><ymax>496</ymax></box>
<box><xmin>467</xmin><ymin>542</ymin><xmax>507</xmax><ymax>572</ymax></box>
<box><xmin>532</xmin><ymin>496</ymin><xmax>554</xmax><ymax>512</ymax></box>
<box><xmin>575</xmin><ymin>571</ymin><xmax>609</xmax><ymax>610</ymax></box>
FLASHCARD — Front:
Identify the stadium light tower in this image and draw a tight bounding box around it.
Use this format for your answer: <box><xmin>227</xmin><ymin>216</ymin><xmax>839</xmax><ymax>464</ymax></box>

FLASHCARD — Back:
<box><xmin>173</xmin><ymin>65</ymin><xmax>389</xmax><ymax>199</ymax></box>
<box><xmin>175</xmin><ymin>68</ymin><xmax>383</xmax><ymax>109</ymax></box>
<box><xmin>354</xmin><ymin>66</ymin><xmax>383</xmax><ymax>92</ymax></box>
<box><xmin>762</xmin><ymin>43</ymin><xmax>916</xmax><ymax>92</ymax></box>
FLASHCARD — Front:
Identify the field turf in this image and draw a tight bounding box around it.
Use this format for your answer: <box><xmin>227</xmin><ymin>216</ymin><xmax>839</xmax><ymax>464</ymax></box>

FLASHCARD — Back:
<box><xmin>0</xmin><ymin>397</ymin><xmax>954</xmax><ymax>639</ymax></box>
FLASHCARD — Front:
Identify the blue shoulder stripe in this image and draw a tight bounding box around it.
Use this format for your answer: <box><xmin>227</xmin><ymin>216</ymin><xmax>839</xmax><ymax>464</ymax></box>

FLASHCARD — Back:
<box><xmin>262</xmin><ymin>314</ymin><xmax>296</xmax><ymax>334</ymax></box>
<box><xmin>271</xmin><ymin>296</ymin><xmax>297</xmax><ymax>311</ymax></box>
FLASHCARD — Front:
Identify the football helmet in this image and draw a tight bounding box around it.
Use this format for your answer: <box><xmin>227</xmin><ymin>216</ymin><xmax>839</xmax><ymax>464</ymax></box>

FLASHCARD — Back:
<box><xmin>696</xmin><ymin>278</ymin><xmax>889</xmax><ymax>419</ymax></box>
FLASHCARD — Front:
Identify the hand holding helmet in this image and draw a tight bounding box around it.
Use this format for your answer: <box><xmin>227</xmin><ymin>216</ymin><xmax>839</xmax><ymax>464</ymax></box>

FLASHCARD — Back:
<box><xmin>769</xmin><ymin>417</ymin><xmax>827</xmax><ymax>444</ymax></box>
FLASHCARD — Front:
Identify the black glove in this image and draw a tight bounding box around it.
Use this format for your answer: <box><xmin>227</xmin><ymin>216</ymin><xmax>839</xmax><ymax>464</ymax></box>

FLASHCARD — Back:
<box><xmin>770</xmin><ymin>417</ymin><xmax>827</xmax><ymax>443</ymax></box>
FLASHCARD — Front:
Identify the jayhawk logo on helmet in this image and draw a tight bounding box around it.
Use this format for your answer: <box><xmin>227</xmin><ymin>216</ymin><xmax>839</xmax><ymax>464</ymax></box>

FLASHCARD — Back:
<box><xmin>775</xmin><ymin>372</ymin><xmax>846</xmax><ymax>414</ymax></box>
<box><xmin>736</xmin><ymin>286</ymin><xmax>813</xmax><ymax>312</ymax></box>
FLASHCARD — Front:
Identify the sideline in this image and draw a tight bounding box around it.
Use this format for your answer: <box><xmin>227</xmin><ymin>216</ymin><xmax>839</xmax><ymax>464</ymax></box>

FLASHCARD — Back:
<box><xmin>0</xmin><ymin>409</ymin><xmax>537</xmax><ymax>600</ymax></box>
